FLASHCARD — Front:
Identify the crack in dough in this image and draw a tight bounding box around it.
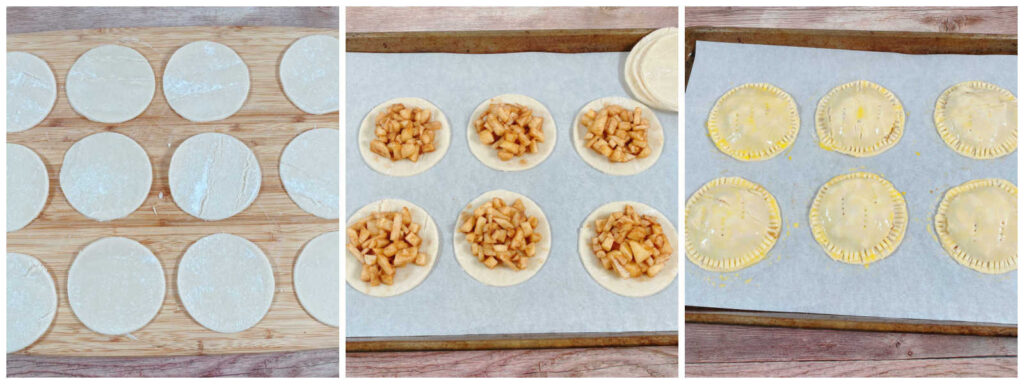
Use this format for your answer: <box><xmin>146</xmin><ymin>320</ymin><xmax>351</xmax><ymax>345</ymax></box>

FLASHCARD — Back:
<box><xmin>7</xmin><ymin>52</ymin><xmax>57</xmax><ymax>132</ymax></box>
<box><xmin>170</xmin><ymin>133</ymin><xmax>261</xmax><ymax>221</ymax></box>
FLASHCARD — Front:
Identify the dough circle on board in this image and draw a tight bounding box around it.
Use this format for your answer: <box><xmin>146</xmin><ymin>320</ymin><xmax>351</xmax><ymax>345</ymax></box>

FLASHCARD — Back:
<box><xmin>466</xmin><ymin>94</ymin><xmax>557</xmax><ymax>171</ymax></box>
<box><xmin>7</xmin><ymin>252</ymin><xmax>57</xmax><ymax>353</ymax></box>
<box><xmin>816</xmin><ymin>80</ymin><xmax>905</xmax><ymax>157</ymax></box>
<box><xmin>637</xmin><ymin>28</ymin><xmax>679</xmax><ymax>111</ymax></box>
<box><xmin>707</xmin><ymin>83</ymin><xmax>800</xmax><ymax>161</ymax></box>
<box><xmin>809</xmin><ymin>172</ymin><xmax>908</xmax><ymax>265</ymax></box>
<box><xmin>572</xmin><ymin>96</ymin><xmax>664</xmax><ymax>176</ymax></box>
<box><xmin>169</xmin><ymin>132</ymin><xmax>261</xmax><ymax>221</ymax></box>
<box><xmin>358</xmin><ymin>97</ymin><xmax>451</xmax><ymax>177</ymax></box>
<box><xmin>624</xmin><ymin>27</ymin><xmax>677</xmax><ymax>111</ymax></box>
<box><xmin>294</xmin><ymin>231</ymin><xmax>339</xmax><ymax>327</ymax></box>
<box><xmin>934</xmin><ymin>81</ymin><xmax>1017</xmax><ymax>159</ymax></box>
<box><xmin>60</xmin><ymin>132</ymin><xmax>152</xmax><ymax>222</ymax></box>
<box><xmin>280</xmin><ymin>34</ymin><xmax>339</xmax><ymax>114</ymax></box>
<box><xmin>66</xmin><ymin>45</ymin><xmax>155</xmax><ymax>124</ymax></box>
<box><xmin>685</xmin><ymin>177</ymin><xmax>781</xmax><ymax>272</ymax></box>
<box><xmin>579</xmin><ymin>201</ymin><xmax>678</xmax><ymax>297</ymax></box>
<box><xmin>7</xmin><ymin>51</ymin><xmax>57</xmax><ymax>132</ymax></box>
<box><xmin>346</xmin><ymin>199</ymin><xmax>439</xmax><ymax>297</ymax></box>
<box><xmin>934</xmin><ymin>178</ymin><xmax>1017</xmax><ymax>274</ymax></box>
<box><xmin>280</xmin><ymin>128</ymin><xmax>339</xmax><ymax>219</ymax></box>
<box><xmin>68</xmin><ymin>237</ymin><xmax>165</xmax><ymax>335</ymax></box>
<box><xmin>178</xmin><ymin>233</ymin><xmax>274</xmax><ymax>333</ymax></box>
<box><xmin>163</xmin><ymin>41</ymin><xmax>250</xmax><ymax>122</ymax></box>
<box><xmin>7</xmin><ymin>143</ymin><xmax>48</xmax><ymax>232</ymax></box>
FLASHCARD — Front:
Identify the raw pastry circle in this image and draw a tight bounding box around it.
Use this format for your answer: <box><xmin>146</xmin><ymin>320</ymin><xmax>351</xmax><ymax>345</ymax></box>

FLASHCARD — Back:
<box><xmin>178</xmin><ymin>233</ymin><xmax>274</xmax><ymax>333</ymax></box>
<box><xmin>66</xmin><ymin>45</ymin><xmax>155</xmax><ymax>124</ymax></box>
<box><xmin>816</xmin><ymin>80</ymin><xmax>905</xmax><ymax>157</ymax></box>
<box><xmin>68</xmin><ymin>237</ymin><xmax>165</xmax><ymax>335</ymax></box>
<box><xmin>280</xmin><ymin>128</ymin><xmax>339</xmax><ymax>219</ymax></box>
<box><xmin>572</xmin><ymin>96</ymin><xmax>664</xmax><ymax>176</ymax></box>
<box><xmin>624</xmin><ymin>27</ymin><xmax>678</xmax><ymax>111</ymax></box>
<box><xmin>638</xmin><ymin>29</ymin><xmax>679</xmax><ymax>111</ymax></box>
<box><xmin>60</xmin><ymin>132</ymin><xmax>152</xmax><ymax>221</ymax></box>
<box><xmin>934</xmin><ymin>81</ymin><xmax>1017</xmax><ymax>159</ymax></box>
<box><xmin>466</xmin><ymin>94</ymin><xmax>557</xmax><ymax>171</ymax></box>
<box><xmin>7</xmin><ymin>143</ymin><xmax>48</xmax><ymax>232</ymax></box>
<box><xmin>280</xmin><ymin>34</ymin><xmax>339</xmax><ymax>115</ymax></box>
<box><xmin>707</xmin><ymin>83</ymin><xmax>800</xmax><ymax>161</ymax></box>
<box><xmin>809</xmin><ymin>172</ymin><xmax>908</xmax><ymax>265</ymax></box>
<box><xmin>169</xmin><ymin>132</ymin><xmax>261</xmax><ymax>221</ymax></box>
<box><xmin>358</xmin><ymin>97</ymin><xmax>451</xmax><ymax>177</ymax></box>
<box><xmin>934</xmin><ymin>178</ymin><xmax>1017</xmax><ymax>274</ymax></box>
<box><xmin>7</xmin><ymin>52</ymin><xmax>57</xmax><ymax>132</ymax></box>
<box><xmin>7</xmin><ymin>252</ymin><xmax>57</xmax><ymax>353</ymax></box>
<box><xmin>163</xmin><ymin>41</ymin><xmax>250</xmax><ymax>122</ymax></box>
<box><xmin>685</xmin><ymin>177</ymin><xmax>782</xmax><ymax>272</ymax></box>
<box><xmin>453</xmin><ymin>190</ymin><xmax>551</xmax><ymax>287</ymax></box>
<box><xmin>294</xmin><ymin>231</ymin><xmax>339</xmax><ymax>327</ymax></box>
<box><xmin>346</xmin><ymin>199</ymin><xmax>439</xmax><ymax>297</ymax></box>
<box><xmin>578</xmin><ymin>201</ymin><xmax>678</xmax><ymax>297</ymax></box>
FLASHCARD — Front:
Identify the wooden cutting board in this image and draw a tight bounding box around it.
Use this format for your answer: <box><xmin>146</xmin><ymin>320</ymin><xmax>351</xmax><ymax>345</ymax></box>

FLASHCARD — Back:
<box><xmin>7</xmin><ymin>26</ymin><xmax>339</xmax><ymax>356</ymax></box>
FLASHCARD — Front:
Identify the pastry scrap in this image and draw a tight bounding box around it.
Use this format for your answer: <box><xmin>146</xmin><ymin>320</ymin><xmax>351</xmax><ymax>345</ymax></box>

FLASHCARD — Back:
<box><xmin>458</xmin><ymin>197</ymin><xmax>542</xmax><ymax>271</ymax></box>
<box><xmin>685</xmin><ymin>177</ymin><xmax>781</xmax><ymax>272</ymax></box>
<box><xmin>934</xmin><ymin>81</ymin><xmax>1017</xmax><ymax>159</ymax></box>
<box><xmin>707</xmin><ymin>83</ymin><xmax>800</xmax><ymax>161</ymax></box>
<box><xmin>369</xmin><ymin>103</ymin><xmax>442</xmax><ymax>162</ymax></box>
<box><xmin>588</xmin><ymin>204</ymin><xmax>673</xmax><ymax>279</ymax></box>
<box><xmin>934</xmin><ymin>178</ymin><xmax>1017</xmax><ymax>274</ymax></box>
<box><xmin>472</xmin><ymin>102</ymin><xmax>545</xmax><ymax>161</ymax></box>
<box><xmin>347</xmin><ymin>206</ymin><xmax>429</xmax><ymax>286</ymax></box>
<box><xmin>580</xmin><ymin>104</ymin><xmax>652</xmax><ymax>162</ymax></box>
<box><xmin>809</xmin><ymin>172</ymin><xmax>908</xmax><ymax>265</ymax></box>
<box><xmin>816</xmin><ymin>80</ymin><xmax>905</xmax><ymax>157</ymax></box>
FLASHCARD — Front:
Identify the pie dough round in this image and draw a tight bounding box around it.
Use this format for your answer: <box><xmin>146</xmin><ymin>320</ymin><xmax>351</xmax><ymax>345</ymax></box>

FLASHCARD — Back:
<box><xmin>809</xmin><ymin>172</ymin><xmax>908</xmax><ymax>265</ymax></box>
<box><xmin>294</xmin><ymin>231</ymin><xmax>339</xmax><ymax>327</ymax></box>
<box><xmin>346</xmin><ymin>199</ymin><xmax>439</xmax><ymax>297</ymax></box>
<box><xmin>934</xmin><ymin>178</ymin><xmax>1017</xmax><ymax>274</ymax></box>
<box><xmin>68</xmin><ymin>237</ymin><xmax>165</xmax><ymax>335</ymax></box>
<box><xmin>163</xmin><ymin>41</ymin><xmax>250</xmax><ymax>122</ymax></box>
<box><xmin>934</xmin><ymin>81</ymin><xmax>1017</xmax><ymax>159</ymax></box>
<box><xmin>169</xmin><ymin>132</ymin><xmax>261</xmax><ymax>221</ymax></box>
<box><xmin>7</xmin><ymin>52</ymin><xmax>57</xmax><ymax>132</ymax></box>
<box><xmin>466</xmin><ymin>94</ymin><xmax>557</xmax><ymax>171</ymax></box>
<box><xmin>685</xmin><ymin>177</ymin><xmax>782</xmax><ymax>272</ymax></box>
<box><xmin>178</xmin><ymin>233</ymin><xmax>274</xmax><ymax>333</ymax></box>
<box><xmin>358</xmin><ymin>97</ymin><xmax>451</xmax><ymax>177</ymax></box>
<box><xmin>280</xmin><ymin>34</ymin><xmax>339</xmax><ymax>115</ymax></box>
<box><xmin>707</xmin><ymin>83</ymin><xmax>800</xmax><ymax>161</ymax></box>
<box><xmin>66</xmin><ymin>45</ymin><xmax>155</xmax><ymax>124</ymax></box>
<box><xmin>453</xmin><ymin>190</ymin><xmax>551</xmax><ymax>287</ymax></box>
<box><xmin>60</xmin><ymin>132</ymin><xmax>152</xmax><ymax>221</ymax></box>
<box><xmin>624</xmin><ymin>27</ymin><xmax>678</xmax><ymax>111</ymax></box>
<box><xmin>572</xmin><ymin>96</ymin><xmax>664</xmax><ymax>176</ymax></box>
<box><xmin>280</xmin><ymin>128</ymin><xmax>339</xmax><ymax>219</ymax></box>
<box><xmin>7</xmin><ymin>252</ymin><xmax>57</xmax><ymax>353</ymax></box>
<box><xmin>7</xmin><ymin>143</ymin><xmax>48</xmax><ymax>232</ymax></box>
<box><xmin>579</xmin><ymin>201</ymin><xmax>678</xmax><ymax>297</ymax></box>
<box><xmin>816</xmin><ymin>80</ymin><xmax>905</xmax><ymax>157</ymax></box>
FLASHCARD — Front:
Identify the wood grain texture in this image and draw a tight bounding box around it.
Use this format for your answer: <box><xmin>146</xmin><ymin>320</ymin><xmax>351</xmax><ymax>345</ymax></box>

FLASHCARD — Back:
<box><xmin>347</xmin><ymin>29</ymin><xmax>657</xmax><ymax>54</ymax></box>
<box><xmin>7</xmin><ymin>26</ymin><xmax>339</xmax><ymax>357</ymax></box>
<box><xmin>7</xmin><ymin>6</ymin><xmax>338</xmax><ymax>34</ymax></box>
<box><xmin>685</xmin><ymin>6</ymin><xmax>1017</xmax><ymax>34</ymax></box>
<box><xmin>347</xmin><ymin>332</ymin><xmax>677</xmax><ymax>352</ymax></box>
<box><xmin>346</xmin><ymin>6</ymin><xmax>677</xmax><ymax>33</ymax></box>
<box><xmin>687</xmin><ymin>357</ymin><xmax>1016</xmax><ymax>378</ymax></box>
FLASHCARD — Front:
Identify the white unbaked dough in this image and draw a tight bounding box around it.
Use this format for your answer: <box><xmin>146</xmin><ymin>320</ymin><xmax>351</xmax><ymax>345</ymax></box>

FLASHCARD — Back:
<box><xmin>67</xmin><ymin>237</ymin><xmax>165</xmax><ymax>335</ymax></box>
<box><xmin>638</xmin><ymin>30</ymin><xmax>679</xmax><ymax>111</ymax></box>
<box><xmin>624</xmin><ymin>28</ymin><xmax>677</xmax><ymax>111</ymax></box>
<box><xmin>60</xmin><ymin>132</ymin><xmax>152</xmax><ymax>221</ymax></box>
<box><xmin>466</xmin><ymin>94</ymin><xmax>557</xmax><ymax>171</ymax></box>
<box><xmin>280</xmin><ymin>128</ymin><xmax>339</xmax><ymax>219</ymax></box>
<box><xmin>346</xmin><ymin>199</ymin><xmax>439</xmax><ymax>297</ymax></box>
<box><xmin>178</xmin><ymin>233</ymin><xmax>274</xmax><ymax>333</ymax></box>
<box><xmin>280</xmin><ymin>35</ymin><xmax>339</xmax><ymax>114</ymax></box>
<box><xmin>572</xmin><ymin>97</ymin><xmax>665</xmax><ymax>176</ymax></box>
<box><xmin>7</xmin><ymin>252</ymin><xmax>57</xmax><ymax>353</ymax></box>
<box><xmin>578</xmin><ymin>201</ymin><xmax>678</xmax><ymax>297</ymax></box>
<box><xmin>358</xmin><ymin>97</ymin><xmax>451</xmax><ymax>177</ymax></box>
<box><xmin>66</xmin><ymin>45</ymin><xmax>155</xmax><ymax>124</ymax></box>
<box><xmin>453</xmin><ymin>190</ymin><xmax>552</xmax><ymax>287</ymax></box>
<box><xmin>163</xmin><ymin>41</ymin><xmax>250</xmax><ymax>122</ymax></box>
<box><xmin>7</xmin><ymin>52</ymin><xmax>57</xmax><ymax>132</ymax></box>
<box><xmin>7</xmin><ymin>143</ymin><xmax>48</xmax><ymax>232</ymax></box>
<box><xmin>169</xmin><ymin>132</ymin><xmax>261</xmax><ymax>221</ymax></box>
<box><xmin>294</xmin><ymin>231</ymin><xmax>339</xmax><ymax>327</ymax></box>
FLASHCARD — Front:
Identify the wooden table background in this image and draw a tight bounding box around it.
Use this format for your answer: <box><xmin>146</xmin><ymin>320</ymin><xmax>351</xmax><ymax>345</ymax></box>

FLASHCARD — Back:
<box><xmin>685</xmin><ymin>6</ymin><xmax>1017</xmax><ymax>378</ymax></box>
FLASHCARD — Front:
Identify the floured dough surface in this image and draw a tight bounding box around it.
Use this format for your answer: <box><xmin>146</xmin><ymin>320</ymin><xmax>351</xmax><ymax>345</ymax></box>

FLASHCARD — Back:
<box><xmin>707</xmin><ymin>83</ymin><xmax>800</xmax><ymax>161</ymax></box>
<box><xmin>66</xmin><ymin>45</ymin><xmax>155</xmax><ymax>124</ymax></box>
<box><xmin>466</xmin><ymin>94</ymin><xmax>557</xmax><ymax>171</ymax></box>
<box><xmin>170</xmin><ymin>132</ymin><xmax>261</xmax><ymax>221</ymax></box>
<box><xmin>60</xmin><ymin>132</ymin><xmax>152</xmax><ymax>221</ymax></box>
<box><xmin>7</xmin><ymin>252</ymin><xmax>57</xmax><ymax>353</ymax></box>
<box><xmin>163</xmin><ymin>41</ymin><xmax>250</xmax><ymax>122</ymax></box>
<box><xmin>7</xmin><ymin>52</ymin><xmax>56</xmax><ymax>132</ymax></box>
<box><xmin>178</xmin><ymin>233</ymin><xmax>274</xmax><ymax>333</ymax></box>
<box><xmin>281</xmin><ymin>128</ymin><xmax>339</xmax><ymax>219</ymax></box>
<box><xmin>816</xmin><ymin>80</ymin><xmax>905</xmax><ymax>157</ymax></box>
<box><xmin>7</xmin><ymin>143</ymin><xmax>48</xmax><ymax>232</ymax></box>
<box><xmin>686</xmin><ymin>177</ymin><xmax>781</xmax><ymax>272</ymax></box>
<box><xmin>579</xmin><ymin>201</ymin><xmax>678</xmax><ymax>297</ymax></box>
<box><xmin>280</xmin><ymin>35</ymin><xmax>339</xmax><ymax>114</ymax></box>
<box><xmin>294</xmin><ymin>231</ymin><xmax>339</xmax><ymax>327</ymax></box>
<box><xmin>572</xmin><ymin>96</ymin><xmax>664</xmax><ymax>176</ymax></box>
<box><xmin>68</xmin><ymin>237</ymin><xmax>165</xmax><ymax>335</ymax></box>
<box><xmin>810</xmin><ymin>172</ymin><xmax>907</xmax><ymax>265</ymax></box>
<box><xmin>935</xmin><ymin>178</ymin><xmax>1017</xmax><ymax>274</ymax></box>
<box><xmin>453</xmin><ymin>190</ymin><xmax>552</xmax><ymax>287</ymax></box>
<box><xmin>624</xmin><ymin>27</ymin><xmax>677</xmax><ymax>111</ymax></box>
<box><xmin>637</xmin><ymin>29</ymin><xmax>679</xmax><ymax>111</ymax></box>
<box><xmin>358</xmin><ymin>97</ymin><xmax>451</xmax><ymax>177</ymax></box>
<box><xmin>934</xmin><ymin>81</ymin><xmax>1017</xmax><ymax>159</ymax></box>
<box><xmin>346</xmin><ymin>199</ymin><xmax>439</xmax><ymax>297</ymax></box>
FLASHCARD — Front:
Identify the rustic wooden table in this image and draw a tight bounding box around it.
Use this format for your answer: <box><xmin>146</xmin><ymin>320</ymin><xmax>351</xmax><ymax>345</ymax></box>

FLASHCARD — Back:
<box><xmin>685</xmin><ymin>6</ymin><xmax>1017</xmax><ymax>378</ymax></box>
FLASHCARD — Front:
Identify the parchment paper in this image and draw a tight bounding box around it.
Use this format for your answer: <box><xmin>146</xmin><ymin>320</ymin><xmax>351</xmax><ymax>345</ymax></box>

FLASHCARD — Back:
<box><xmin>347</xmin><ymin>51</ymin><xmax>678</xmax><ymax>337</ymax></box>
<box><xmin>685</xmin><ymin>41</ymin><xmax>1017</xmax><ymax>325</ymax></box>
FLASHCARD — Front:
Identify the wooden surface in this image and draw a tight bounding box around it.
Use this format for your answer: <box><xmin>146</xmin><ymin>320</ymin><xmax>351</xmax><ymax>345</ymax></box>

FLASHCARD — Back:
<box><xmin>7</xmin><ymin>6</ymin><xmax>338</xmax><ymax>34</ymax></box>
<box><xmin>348</xmin><ymin>28</ymin><xmax>657</xmax><ymax>54</ymax></box>
<box><xmin>685</xmin><ymin>6</ymin><xmax>1016</xmax><ymax>34</ymax></box>
<box><xmin>346</xmin><ymin>6</ymin><xmax>677</xmax><ymax>33</ymax></box>
<box><xmin>347</xmin><ymin>332</ymin><xmax>676</xmax><ymax>352</ymax></box>
<box><xmin>7</xmin><ymin>348</ymin><xmax>339</xmax><ymax>377</ymax></box>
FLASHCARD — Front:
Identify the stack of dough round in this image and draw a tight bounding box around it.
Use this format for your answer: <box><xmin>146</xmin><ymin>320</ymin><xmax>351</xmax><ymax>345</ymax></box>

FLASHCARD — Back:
<box><xmin>624</xmin><ymin>27</ymin><xmax>678</xmax><ymax>112</ymax></box>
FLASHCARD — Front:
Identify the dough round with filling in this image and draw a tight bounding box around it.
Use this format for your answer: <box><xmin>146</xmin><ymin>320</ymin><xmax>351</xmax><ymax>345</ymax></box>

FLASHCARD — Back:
<box><xmin>453</xmin><ymin>190</ymin><xmax>551</xmax><ymax>287</ymax></box>
<box><xmin>7</xmin><ymin>52</ymin><xmax>57</xmax><ymax>132</ymax></box>
<box><xmin>280</xmin><ymin>35</ymin><xmax>339</xmax><ymax>115</ymax></box>
<box><xmin>624</xmin><ymin>27</ymin><xmax>677</xmax><ymax>111</ymax></box>
<box><xmin>68</xmin><ymin>237</ymin><xmax>165</xmax><ymax>335</ymax></box>
<box><xmin>7</xmin><ymin>252</ymin><xmax>57</xmax><ymax>353</ymax></box>
<box><xmin>707</xmin><ymin>83</ymin><xmax>799</xmax><ymax>161</ymax></box>
<box><xmin>346</xmin><ymin>199</ymin><xmax>439</xmax><ymax>297</ymax></box>
<box><xmin>934</xmin><ymin>81</ymin><xmax>1017</xmax><ymax>159</ymax></box>
<box><xmin>934</xmin><ymin>178</ymin><xmax>1017</xmax><ymax>274</ymax></box>
<box><xmin>466</xmin><ymin>94</ymin><xmax>557</xmax><ymax>171</ymax></box>
<box><xmin>816</xmin><ymin>80</ymin><xmax>905</xmax><ymax>157</ymax></box>
<box><xmin>60</xmin><ymin>132</ymin><xmax>152</xmax><ymax>221</ymax></box>
<box><xmin>280</xmin><ymin>128</ymin><xmax>339</xmax><ymax>219</ymax></box>
<box><xmin>178</xmin><ymin>233</ymin><xmax>274</xmax><ymax>333</ymax></box>
<box><xmin>686</xmin><ymin>177</ymin><xmax>781</xmax><ymax>272</ymax></box>
<box><xmin>358</xmin><ymin>97</ymin><xmax>451</xmax><ymax>177</ymax></box>
<box><xmin>163</xmin><ymin>41</ymin><xmax>250</xmax><ymax>122</ymax></box>
<box><xmin>579</xmin><ymin>201</ymin><xmax>678</xmax><ymax>297</ymax></box>
<box><xmin>294</xmin><ymin>231</ymin><xmax>339</xmax><ymax>327</ymax></box>
<box><xmin>169</xmin><ymin>132</ymin><xmax>261</xmax><ymax>221</ymax></box>
<box><xmin>572</xmin><ymin>96</ymin><xmax>664</xmax><ymax>176</ymax></box>
<box><xmin>809</xmin><ymin>172</ymin><xmax>908</xmax><ymax>264</ymax></box>
<box><xmin>7</xmin><ymin>143</ymin><xmax>48</xmax><ymax>232</ymax></box>
<box><xmin>66</xmin><ymin>45</ymin><xmax>155</xmax><ymax>124</ymax></box>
